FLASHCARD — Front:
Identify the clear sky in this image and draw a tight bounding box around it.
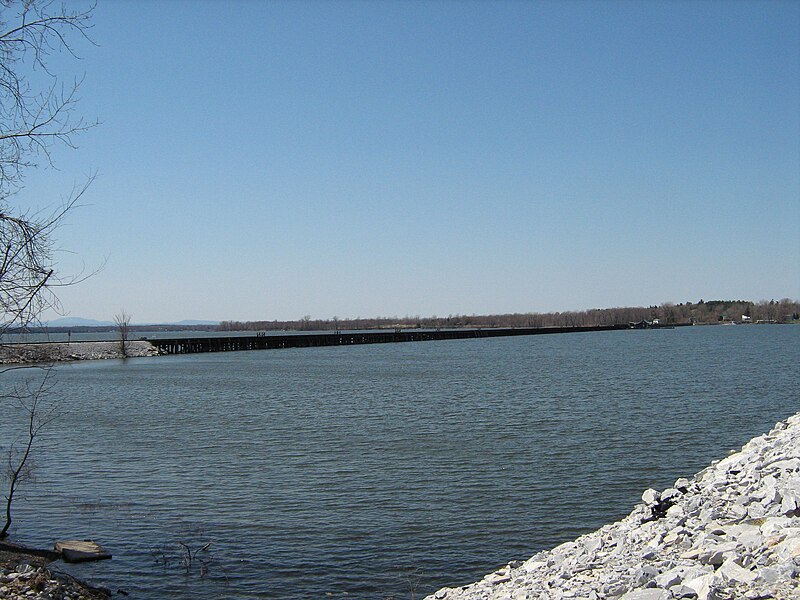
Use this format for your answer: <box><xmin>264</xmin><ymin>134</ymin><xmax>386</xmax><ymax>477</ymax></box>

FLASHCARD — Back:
<box><xmin>28</xmin><ymin>0</ymin><xmax>800</xmax><ymax>323</ymax></box>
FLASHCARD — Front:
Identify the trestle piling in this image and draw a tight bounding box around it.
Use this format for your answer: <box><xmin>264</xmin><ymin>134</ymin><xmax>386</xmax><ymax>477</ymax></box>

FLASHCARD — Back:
<box><xmin>147</xmin><ymin>325</ymin><xmax>634</xmax><ymax>355</ymax></box>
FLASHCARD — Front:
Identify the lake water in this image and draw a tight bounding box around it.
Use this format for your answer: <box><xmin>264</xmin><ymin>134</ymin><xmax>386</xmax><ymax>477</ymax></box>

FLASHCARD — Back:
<box><xmin>0</xmin><ymin>325</ymin><xmax>797</xmax><ymax>599</ymax></box>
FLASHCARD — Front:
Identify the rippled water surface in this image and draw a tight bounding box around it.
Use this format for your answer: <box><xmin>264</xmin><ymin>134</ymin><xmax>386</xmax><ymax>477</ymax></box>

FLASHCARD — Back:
<box><xmin>0</xmin><ymin>325</ymin><xmax>797</xmax><ymax>599</ymax></box>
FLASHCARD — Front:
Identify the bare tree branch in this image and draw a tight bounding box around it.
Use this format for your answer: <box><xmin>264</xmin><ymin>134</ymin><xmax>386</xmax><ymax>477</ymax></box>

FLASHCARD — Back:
<box><xmin>1</xmin><ymin>366</ymin><xmax>58</xmax><ymax>538</ymax></box>
<box><xmin>0</xmin><ymin>0</ymin><xmax>96</xmax><ymax>539</ymax></box>
<box><xmin>0</xmin><ymin>1</ymin><xmax>97</xmax><ymax>196</ymax></box>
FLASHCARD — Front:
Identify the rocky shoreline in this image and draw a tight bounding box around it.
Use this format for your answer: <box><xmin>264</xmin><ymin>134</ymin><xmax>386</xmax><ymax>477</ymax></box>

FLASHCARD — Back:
<box><xmin>426</xmin><ymin>413</ymin><xmax>800</xmax><ymax>600</ymax></box>
<box><xmin>0</xmin><ymin>550</ymin><xmax>110</xmax><ymax>600</ymax></box>
<box><xmin>0</xmin><ymin>341</ymin><xmax>160</xmax><ymax>364</ymax></box>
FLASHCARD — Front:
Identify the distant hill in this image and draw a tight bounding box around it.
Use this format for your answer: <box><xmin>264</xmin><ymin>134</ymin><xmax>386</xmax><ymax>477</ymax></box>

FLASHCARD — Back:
<box><xmin>45</xmin><ymin>317</ymin><xmax>115</xmax><ymax>327</ymax></box>
<box><xmin>43</xmin><ymin>317</ymin><xmax>220</xmax><ymax>328</ymax></box>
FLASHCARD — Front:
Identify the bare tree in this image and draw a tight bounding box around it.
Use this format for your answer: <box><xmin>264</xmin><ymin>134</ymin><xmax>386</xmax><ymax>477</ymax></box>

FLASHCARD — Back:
<box><xmin>0</xmin><ymin>0</ymin><xmax>95</xmax><ymax>538</ymax></box>
<box><xmin>1</xmin><ymin>367</ymin><xmax>58</xmax><ymax>538</ymax></box>
<box><xmin>0</xmin><ymin>1</ymin><xmax>95</xmax><ymax>193</ymax></box>
<box><xmin>0</xmin><ymin>182</ymin><xmax>94</xmax><ymax>334</ymax></box>
<box><xmin>0</xmin><ymin>1</ymin><xmax>96</xmax><ymax>333</ymax></box>
<box><xmin>114</xmin><ymin>309</ymin><xmax>131</xmax><ymax>357</ymax></box>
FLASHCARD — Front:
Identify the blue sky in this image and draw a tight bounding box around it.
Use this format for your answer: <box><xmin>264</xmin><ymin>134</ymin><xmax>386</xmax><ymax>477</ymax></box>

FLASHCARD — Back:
<box><xmin>28</xmin><ymin>0</ymin><xmax>800</xmax><ymax>323</ymax></box>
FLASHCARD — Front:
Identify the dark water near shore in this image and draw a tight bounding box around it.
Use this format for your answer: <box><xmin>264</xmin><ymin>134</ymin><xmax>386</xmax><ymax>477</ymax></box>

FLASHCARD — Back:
<box><xmin>0</xmin><ymin>325</ymin><xmax>797</xmax><ymax>599</ymax></box>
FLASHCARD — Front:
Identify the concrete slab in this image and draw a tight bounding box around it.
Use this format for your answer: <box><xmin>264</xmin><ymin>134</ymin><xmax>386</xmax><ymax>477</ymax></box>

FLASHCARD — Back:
<box><xmin>54</xmin><ymin>540</ymin><xmax>112</xmax><ymax>563</ymax></box>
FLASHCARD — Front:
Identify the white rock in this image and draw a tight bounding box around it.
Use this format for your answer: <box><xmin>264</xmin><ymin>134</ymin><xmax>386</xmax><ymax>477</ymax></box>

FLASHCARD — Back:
<box><xmin>697</xmin><ymin>541</ymin><xmax>738</xmax><ymax>566</ymax></box>
<box><xmin>654</xmin><ymin>566</ymin><xmax>683</xmax><ymax>588</ymax></box>
<box><xmin>670</xmin><ymin>584</ymin><xmax>699</xmax><ymax>598</ymax></box>
<box><xmin>642</xmin><ymin>489</ymin><xmax>660</xmax><ymax>506</ymax></box>
<box><xmin>718</xmin><ymin>557</ymin><xmax>757</xmax><ymax>584</ymax></box>
<box><xmin>619</xmin><ymin>589</ymin><xmax>670</xmax><ymax>600</ymax></box>
<box><xmin>764</xmin><ymin>457</ymin><xmax>800</xmax><ymax>472</ymax></box>
<box><xmin>684</xmin><ymin>572</ymin><xmax>719</xmax><ymax>600</ymax></box>
<box><xmin>487</xmin><ymin>573</ymin><xmax>511</xmax><ymax>585</ymax></box>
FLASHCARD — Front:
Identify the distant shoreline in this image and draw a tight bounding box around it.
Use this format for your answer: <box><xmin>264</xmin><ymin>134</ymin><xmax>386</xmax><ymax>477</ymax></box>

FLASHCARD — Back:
<box><xmin>0</xmin><ymin>325</ymin><xmax>647</xmax><ymax>362</ymax></box>
<box><xmin>1</xmin><ymin>322</ymin><xmax>792</xmax><ymax>364</ymax></box>
<box><xmin>0</xmin><ymin>340</ymin><xmax>159</xmax><ymax>364</ymax></box>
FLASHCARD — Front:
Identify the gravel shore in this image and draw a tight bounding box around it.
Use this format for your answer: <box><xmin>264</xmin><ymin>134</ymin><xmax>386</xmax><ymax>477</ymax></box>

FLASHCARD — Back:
<box><xmin>426</xmin><ymin>413</ymin><xmax>800</xmax><ymax>600</ymax></box>
<box><xmin>0</xmin><ymin>550</ymin><xmax>109</xmax><ymax>600</ymax></box>
<box><xmin>0</xmin><ymin>341</ymin><xmax>160</xmax><ymax>364</ymax></box>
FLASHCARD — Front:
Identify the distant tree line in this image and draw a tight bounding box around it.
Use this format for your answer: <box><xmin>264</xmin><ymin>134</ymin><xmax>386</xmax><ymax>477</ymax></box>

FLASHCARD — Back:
<box><xmin>217</xmin><ymin>299</ymin><xmax>800</xmax><ymax>333</ymax></box>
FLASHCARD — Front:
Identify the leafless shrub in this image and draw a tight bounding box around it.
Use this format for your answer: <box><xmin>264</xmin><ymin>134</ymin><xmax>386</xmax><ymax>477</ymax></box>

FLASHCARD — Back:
<box><xmin>1</xmin><ymin>366</ymin><xmax>58</xmax><ymax>537</ymax></box>
<box><xmin>114</xmin><ymin>310</ymin><xmax>132</xmax><ymax>357</ymax></box>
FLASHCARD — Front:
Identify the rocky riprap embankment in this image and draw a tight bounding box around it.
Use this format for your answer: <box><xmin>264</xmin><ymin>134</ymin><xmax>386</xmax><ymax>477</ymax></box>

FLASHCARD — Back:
<box><xmin>427</xmin><ymin>414</ymin><xmax>800</xmax><ymax>600</ymax></box>
<box><xmin>0</xmin><ymin>340</ymin><xmax>159</xmax><ymax>364</ymax></box>
<box><xmin>0</xmin><ymin>562</ymin><xmax>109</xmax><ymax>600</ymax></box>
